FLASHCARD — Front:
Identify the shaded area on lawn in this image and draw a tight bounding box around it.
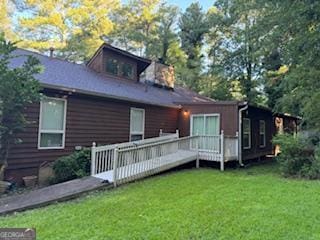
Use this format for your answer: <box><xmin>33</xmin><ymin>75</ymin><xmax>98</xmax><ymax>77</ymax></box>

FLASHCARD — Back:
<box><xmin>1</xmin><ymin>162</ymin><xmax>320</xmax><ymax>240</ymax></box>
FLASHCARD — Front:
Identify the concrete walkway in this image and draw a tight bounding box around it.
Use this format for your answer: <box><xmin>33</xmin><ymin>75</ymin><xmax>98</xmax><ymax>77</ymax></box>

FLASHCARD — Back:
<box><xmin>0</xmin><ymin>176</ymin><xmax>111</xmax><ymax>215</ymax></box>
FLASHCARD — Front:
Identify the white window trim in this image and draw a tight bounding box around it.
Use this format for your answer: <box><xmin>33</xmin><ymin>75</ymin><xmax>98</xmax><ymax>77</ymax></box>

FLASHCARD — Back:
<box><xmin>259</xmin><ymin>120</ymin><xmax>266</xmax><ymax>148</ymax></box>
<box><xmin>38</xmin><ymin>97</ymin><xmax>67</xmax><ymax>150</ymax></box>
<box><xmin>243</xmin><ymin>118</ymin><xmax>251</xmax><ymax>149</ymax></box>
<box><xmin>190</xmin><ymin>113</ymin><xmax>220</xmax><ymax>136</ymax></box>
<box><xmin>130</xmin><ymin>107</ymin><xmax>145</xmax><ymax>141</ymax></box>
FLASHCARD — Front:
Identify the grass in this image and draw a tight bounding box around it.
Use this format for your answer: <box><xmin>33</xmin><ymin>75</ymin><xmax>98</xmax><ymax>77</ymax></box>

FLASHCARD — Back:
<box><xmin>1</xmin><ymin>162</ymin><xmax>320</xmax><ymax>240</ymax></box>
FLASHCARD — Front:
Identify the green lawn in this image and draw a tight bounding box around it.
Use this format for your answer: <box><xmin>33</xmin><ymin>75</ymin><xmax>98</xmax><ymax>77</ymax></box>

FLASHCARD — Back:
<box><xmin>1</xmin><ymin>162</ymin><xmax>320</xmax><ymax>240</ymax></box>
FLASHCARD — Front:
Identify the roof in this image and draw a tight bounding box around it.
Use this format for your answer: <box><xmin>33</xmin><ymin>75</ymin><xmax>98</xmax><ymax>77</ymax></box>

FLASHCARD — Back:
<box><xmin>10</xmin><ymin>49</ymin><xmax>212</xmax><ymax>108</ymax></box>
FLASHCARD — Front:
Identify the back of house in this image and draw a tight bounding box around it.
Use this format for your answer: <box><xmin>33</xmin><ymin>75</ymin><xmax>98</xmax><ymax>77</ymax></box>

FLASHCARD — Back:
<box><xmin>6</xmin><ymin>43</ymin><xmax>299</xmax><ymax>184</ymax></box>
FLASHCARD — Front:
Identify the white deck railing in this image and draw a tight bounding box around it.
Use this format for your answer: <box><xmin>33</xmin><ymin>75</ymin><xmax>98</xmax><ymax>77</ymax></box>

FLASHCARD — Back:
<box><xmin>91</xmin><ymin>131</ymin><xmax>239</xmax><ymax>186</ymax></box>
<box><xmin>91</xmin><ymin>132</ymin><xmax>179</xmax><ymax>176</ymax></box>
<box><xmin>114</xmin><ymin>136</ymin><xmax>199</xmax><ymax>186</ymax></box>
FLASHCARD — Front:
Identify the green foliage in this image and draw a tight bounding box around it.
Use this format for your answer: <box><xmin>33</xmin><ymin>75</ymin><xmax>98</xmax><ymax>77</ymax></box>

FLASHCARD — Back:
<box><xmin>206</xmin><ymin>0</ymin><xmax>264</xmax><ymax>103</ymax></box>
<box><xmin>258</xmin><ymin>0</ymin><xmax>320</xmax><ymax>129</ymax></box>
<box><xmin>273</xmin><ymin>134</ymin><xmax>320</xmax><ymax>179</ymax></box>
<box><xmin>51</xmin><ymin>149</ymin><xmax>91</xmax><ymax>184</ymax></box>
<box><xmin>178</xmin><ymin>2</ymin><xmax>208</xmax><ymax>91</ymax></box>
<box><xmin>0</xmin><ymin>34</ymin><xmax>41</xmax><ymax>169</ymax></box>
<box><xmin>15</xmin><ymin>0</ymin><xmax>118</xmax><ymax>62</ymax></box>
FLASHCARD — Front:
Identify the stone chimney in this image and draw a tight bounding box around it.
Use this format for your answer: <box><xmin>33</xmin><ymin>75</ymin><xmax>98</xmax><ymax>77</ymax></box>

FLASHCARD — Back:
<box><xmin>142</xmin><ymin>61</ymin><xmax>175</xmax><ymax>89</ymax></box>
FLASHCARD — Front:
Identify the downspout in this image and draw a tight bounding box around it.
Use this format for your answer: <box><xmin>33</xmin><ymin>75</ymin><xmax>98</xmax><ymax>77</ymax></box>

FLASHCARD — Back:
<box><xmin>238</xmin><ymin>102</ymin><xmax>248</xmax><ymax>166</ymax></box>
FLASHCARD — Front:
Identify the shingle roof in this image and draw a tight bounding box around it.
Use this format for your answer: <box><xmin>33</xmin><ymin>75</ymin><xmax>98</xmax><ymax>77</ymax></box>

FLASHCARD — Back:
<box><xmin>10</xmin><ymin>49</ymin><xmax>213</xmax><ymax>108</ymax></box>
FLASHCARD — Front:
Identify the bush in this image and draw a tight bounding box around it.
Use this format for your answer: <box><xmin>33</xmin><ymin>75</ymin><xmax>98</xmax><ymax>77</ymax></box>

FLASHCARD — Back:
<box><xmin>51</xmin><ymin>148</ymin><xmax>91</xmax><ymax>184</ymax></box>
<box><xmin>273</xmin><ymin>134</ymin><xmax>320</xmax><ymax>179</ymax></box>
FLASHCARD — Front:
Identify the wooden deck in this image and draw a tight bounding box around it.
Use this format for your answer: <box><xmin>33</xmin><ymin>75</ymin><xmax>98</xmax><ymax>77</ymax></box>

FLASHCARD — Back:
<box><xmin>94</xmin><ymin>149</ymin><xmax>197</xmax><ymax>182</ymax></box>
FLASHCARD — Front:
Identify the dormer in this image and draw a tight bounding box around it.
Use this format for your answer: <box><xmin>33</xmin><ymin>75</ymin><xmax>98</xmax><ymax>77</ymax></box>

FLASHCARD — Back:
<box><xmin>87</xmin><ymin>43</ymin><xmax>151</xmax><ymax>82</ymax></box>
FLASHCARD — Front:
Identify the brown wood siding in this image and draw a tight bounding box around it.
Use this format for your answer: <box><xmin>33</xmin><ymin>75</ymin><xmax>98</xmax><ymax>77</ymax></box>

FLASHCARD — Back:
<box><xmin>5</xmin><ymin>91</ymin><xmax>178</xmax><ymax>183</ymax></box>
<box><xmin>87</xmin><ymin>49</ymin><xmax>103</xmax><ymax>73</ymax></box>
<box><xmin>178</xmin><ymin>103</ymin><xmax>239</xmax><ymax>137</ymax></box>
<box><xmin>242</xmin><ymin>106</ymin><xmax>274</xmax><ymax>160</ymax></box>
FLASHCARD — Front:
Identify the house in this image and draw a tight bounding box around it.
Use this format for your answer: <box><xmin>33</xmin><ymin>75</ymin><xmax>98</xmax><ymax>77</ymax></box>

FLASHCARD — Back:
<box><xmin>6</xmin><ymin>43</ymin><xmax>299</xmax><ymax>184</ymax></box>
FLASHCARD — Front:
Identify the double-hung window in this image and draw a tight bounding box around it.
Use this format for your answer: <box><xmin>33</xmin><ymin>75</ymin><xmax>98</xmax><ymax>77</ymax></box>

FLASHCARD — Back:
<box><xmin>130</xmin><ymin>108</ymin><xmax>145</xmax><ymax>141</ymax></box>
<box><xmin>243</xmin><ymin>118</ymin><xmax>251</xmax><ymax>149</ymax></box>
<box><xmin>259</xmin><ymin>120</ymin><xmax>266</xmax><ymax>147</ymax></box>
<box><xmin>38</xmin><ymin>97</ymin><xmax>67</xmax><ymax>149</ymax></box>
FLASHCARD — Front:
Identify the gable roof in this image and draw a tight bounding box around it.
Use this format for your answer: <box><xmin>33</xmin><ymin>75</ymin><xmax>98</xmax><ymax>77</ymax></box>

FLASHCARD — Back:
<box><xmin>10</xmin><ymin>49</ymin><xmax>213</xmax><ymax>108</ymax></box>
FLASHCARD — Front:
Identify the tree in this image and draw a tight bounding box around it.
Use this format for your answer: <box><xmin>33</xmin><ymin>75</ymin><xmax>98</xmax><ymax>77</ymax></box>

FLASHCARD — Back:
<box><xmin>109</xmin><ymin>0</ymin><xmax>161</xmax><ymax>57</ymax></box>
<box><xmin>257</xmin><ymin>0</ymin><xmax>320</xmax><ymax>130</ymax></box>
<box><xmin>0</xmin><ymin>0</ymin><xmax>15</xmax><ymax>40</ymax></box>
<box><xmin>206</xmin><ymin>0</ymin><xmax>265</xmax><ymax>103</ymax></box>
<box><xmin>150</xmin><ymin>4</ymin><xmax>179</xmax><ymax>64</ymax></box>
<box><xmin>15</xmin><ymin>0</ymin><xmax>118</xmax><ymax>62</ymax></box>
<box><xmin>0</xmin><ymin>34</ymin><xmax>41</xmax><ymax>178</ymax></box>
<box><xmin>178</xmin><ymin>2</ymin><xmax>208</xmax><ymax>91</ymax></box>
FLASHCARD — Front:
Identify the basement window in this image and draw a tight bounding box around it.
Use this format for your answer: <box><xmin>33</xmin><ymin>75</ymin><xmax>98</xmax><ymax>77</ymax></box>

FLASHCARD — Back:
<box><xmin>243</xmin><ymin>118</ymin><xmax>251</xmax><ymax>149</ymax></box>
<box><xmin>259</xmin><ymin>120</ymin><xmax>266</xmax><ymax>148</ymax></box>
<box><xmin>38</xmin><ymin>97</ymin><xmax>67</xmax><ymax>149</ymax></box>
<box><xmin>130</xmin><ymin>108</ymin><xmax>145</xmax><ymax>141</ymax></box>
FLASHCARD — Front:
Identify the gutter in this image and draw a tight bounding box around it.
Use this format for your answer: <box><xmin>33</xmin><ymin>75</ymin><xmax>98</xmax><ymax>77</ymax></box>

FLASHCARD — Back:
<box><xmin>238</xmin><ymin>102</ymin><xmax>248</xmax><ymax>166</ymax></box>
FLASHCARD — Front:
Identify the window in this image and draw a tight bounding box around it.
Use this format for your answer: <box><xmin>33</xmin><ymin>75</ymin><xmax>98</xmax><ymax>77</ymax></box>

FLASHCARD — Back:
<box><xmin>130</xmin><ymin>108</ymin><xmax>145</xmax><ymax>141</ymax></box>
<box><xmin>106</xmin><ymin>58</ymin><xmax>119</xmax><ymax>75</ymax></box>
<box><xmin>191</xmin><ymin>114</ymin><xmax>220</xmax><ymax>150</ymax></box>
<box><xmin>259</xmin><ymin>120</ymin><xmax>266</xmax><ymax>147</ymax></box>
<box><xmin>38</xmin><ymin>97</ymin><xmax>67</xmax><ymax>149</ymax></box>
<box><xmin>243</xmin><ymin>118</ymin><xmax>251</xmax><ymax>149</ymax></box>
<box><xmin>191</xmin><ymin>114</ymin><xmax>220</xmax><ymax>136</ymax></box>
<box><xmin>122</xmin><ymin>63</ymin><xmax>134</xmax><ymax>79</ymax></box>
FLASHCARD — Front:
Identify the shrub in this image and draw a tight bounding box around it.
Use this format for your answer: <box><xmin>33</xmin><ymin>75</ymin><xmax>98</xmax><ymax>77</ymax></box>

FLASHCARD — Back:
<box><xmin>51</xmin><ymin>148</ymin><xmax>91</xmax><ymax>184</ymax></box>
<box><xmin>273</xmin><ymin>134</ymin><xmax>320</xmax><ymax>179</ymax></box>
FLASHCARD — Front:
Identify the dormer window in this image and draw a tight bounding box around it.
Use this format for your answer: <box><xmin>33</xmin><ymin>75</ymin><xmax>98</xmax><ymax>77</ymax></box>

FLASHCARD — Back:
<box><xmin>122</xmin><ymin>63</ymin><xmax>134</xmax><ymax>79</ymax></box>
<box><xmin>87</xmin><ymin>43</ymin><xmax>151</xmax><ymax>81</ymax></box>
<box><xmin>105</xmin><ymin>57</ymin><xmax>134</xmax><ymax>80</ymax></box>
<box><xmin>106</xmin><ymin>58</ymin><xmax>119</xmax><ymax>75</ymax></box>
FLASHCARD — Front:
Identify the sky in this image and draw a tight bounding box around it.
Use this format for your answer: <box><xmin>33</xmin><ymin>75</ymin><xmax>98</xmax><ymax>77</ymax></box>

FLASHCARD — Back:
<box><xmin>168</xmin><ymin>0</ymin><xmax>214</xmax><ymax>10</ymax></box>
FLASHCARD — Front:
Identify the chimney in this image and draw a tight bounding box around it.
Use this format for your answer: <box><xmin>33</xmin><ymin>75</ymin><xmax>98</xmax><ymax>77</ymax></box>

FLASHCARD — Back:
<box><xmin>49</xmin><ymin>47</ymin><xmax>55</xmax><ymax>58</ymax></box>
<box><xmin>142</xmin><ymin>61</ymin><xmax>175</xmax><ymax>89</ymax></box>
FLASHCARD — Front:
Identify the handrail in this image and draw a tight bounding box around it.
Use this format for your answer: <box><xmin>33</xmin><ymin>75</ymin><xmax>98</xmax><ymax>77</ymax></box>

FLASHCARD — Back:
<box><xmin>118</xmin><ymin>135</ymin><xmax>198</xmax><ymax>152</ymax></box>
<box><xmin>93</xmin><ymin>133</ymin><xmax>179</xmax><ymax>151</ymax></box>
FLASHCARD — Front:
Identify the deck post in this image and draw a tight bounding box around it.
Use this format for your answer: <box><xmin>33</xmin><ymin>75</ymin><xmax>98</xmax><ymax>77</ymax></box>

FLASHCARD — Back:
<box><xmin>91</xmin><ymin>142</ymin><xmax>96</xmax><ymax>176</ymax></box>
<box><xmin>176</xmin><ymin>129</ymin><xmax>179</xmax><ymax>138</ymax></box>
<box><xmin>196</xmin><ymin>137</ymin><xmax>200</xmax><ymax>168</ymax></box>
<box><xmin>113</xmin><ymin>147</ymin><xmax>119</xmax><ymax>187</ymax></box>
<box><xmin>220</xmin><ymin>131</ymin><xmax>225</xmax><ymax>171</ymax></box>
<box><xmin>159</xmin><ymin>129</ymin><xmax>163</xmax><ymax>137</ymax></box>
